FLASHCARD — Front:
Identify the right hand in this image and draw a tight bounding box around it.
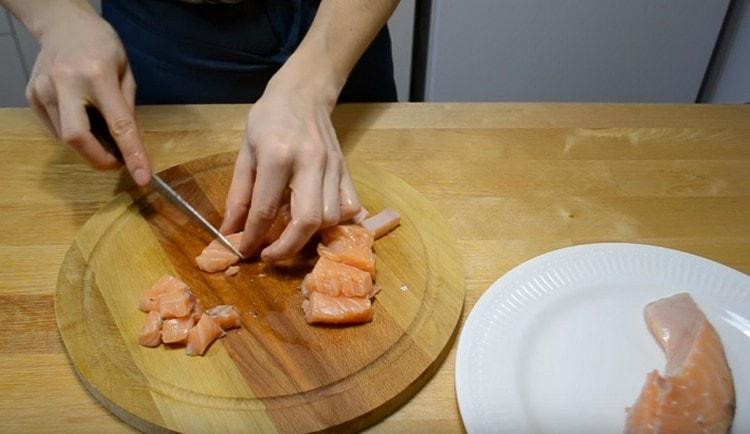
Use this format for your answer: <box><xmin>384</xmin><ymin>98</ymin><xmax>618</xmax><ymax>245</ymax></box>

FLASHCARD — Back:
<box><xmin>26</xmin><ymin>11</ymin><xmax>151</xmax><ymax>185</ymax></box>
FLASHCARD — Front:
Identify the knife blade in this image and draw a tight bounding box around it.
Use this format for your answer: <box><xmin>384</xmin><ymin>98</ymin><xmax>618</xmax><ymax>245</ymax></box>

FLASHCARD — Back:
<box><xmin>86</xmin><ymin>106</ymin><xmax>244</xmax><ymax>260</ymax></box>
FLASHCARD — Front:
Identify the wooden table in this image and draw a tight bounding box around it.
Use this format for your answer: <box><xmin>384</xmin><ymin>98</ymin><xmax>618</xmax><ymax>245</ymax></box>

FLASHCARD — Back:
<box><xmin>1</xmin><ymin>103</ymin><xmax>749</xmax><ymax>433</ymax></box>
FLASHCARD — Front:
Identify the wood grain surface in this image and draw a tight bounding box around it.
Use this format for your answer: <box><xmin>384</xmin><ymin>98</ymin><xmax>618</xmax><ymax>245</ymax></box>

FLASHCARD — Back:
<box><xmin>1</xmin><ymin>103</ymin><xmax>749</xmax><ymax>433</ymax></box>
<box><xmin>55</xmin><ymin>153</ymin><xmax>464</xmax><ymax>433</ymax></box>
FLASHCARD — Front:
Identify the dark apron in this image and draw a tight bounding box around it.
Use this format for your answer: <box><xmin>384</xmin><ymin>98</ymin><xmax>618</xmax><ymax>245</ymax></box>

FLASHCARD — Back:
<box><xmin>102</xmin><ymin>0</ymin><xmax>397</xmax><ymax>104</ymax></box>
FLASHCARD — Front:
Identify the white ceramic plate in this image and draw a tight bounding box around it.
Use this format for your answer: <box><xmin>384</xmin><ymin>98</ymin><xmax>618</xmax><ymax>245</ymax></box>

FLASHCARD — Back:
<box><xmin>456</xmin><ymin>243</ymin><xmax>750</xmax><ymax>434</ymax></box>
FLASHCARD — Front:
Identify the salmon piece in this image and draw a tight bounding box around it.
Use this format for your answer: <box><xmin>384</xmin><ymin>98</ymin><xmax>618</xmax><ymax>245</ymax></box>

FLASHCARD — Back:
<box><xmin>624</xmin><ymin>293</ymin><xmax>735</xmax><ymax>434</ymax></box>
<box><xmin>321</xmin><ymin>224</ymin><xmax>374</xmax><ymax>248</ymax></box>
<box><xmin>161</xmin><ymin>317</ymin><xmax>194</xmax><ymax>344</ymax></box>
<box><xmin>138</xmin><ymin>274</ymin><xmax>189</xmax><ymax>312</ymax></box>
<box><xmin>206</xmin><ymin>305</ymin><xmax>241</xmax><ymax>330</ymax></box>
<box><xmin>186</xmin><ymin>313</ymin><xmax>225</xmax><ymax>356</ymax></box>
<box><xmin>361</xmin><ymin>208</ymin><xmax>401</xmax><ymax>239</ymax></box>
<box><xmin>158</xmin><ymin>287</ymin><xmax>195</xmax><ymax>319</ymax></box>
<box><xmin>224</xmin><ymin>265</ymin><xmax>240</xmax><ymax>276</ymax></box>
<box><xmin>318</xmin><ymin>225</ymin><xmax>376</xmax><ymax>275</ymax></box>
<box><xmin>195</xmin><ymin>232</ymin><xmax>243</xmax><ymax>273</ymax></box>
<box><xmin>138</xmin><ymin>310</ymin><xmax>162</xmax><ymax>347</ymax></box>
<box><xmin>301</xmin><ymin>256</ymin><xmax>374</xmax><ymax>299</ymax></box>
<box><xmin>302</xmin><ymin>291</ymin><xmax>373</xmax><ymax>325</ymax></box>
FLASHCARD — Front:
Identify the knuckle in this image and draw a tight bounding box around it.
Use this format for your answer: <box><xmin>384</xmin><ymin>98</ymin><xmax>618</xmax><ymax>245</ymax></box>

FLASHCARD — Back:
<box><xmin>226</xmin><ymin>197</ymin><xmax>251</xmax><ymax>213</ymax></box>
<box><xmin>109</xmin><ymin>117</ymin><xmax>136</xmax><ymax>138</ymax></box>
<box><xmin>266</xmin><ymin>145</ymin><xmax>294</xmax><ymax>167</ymax></box>
<box><xmin>251</xmin><ymin>203</ymin><xmax>279</xmax><ymax>223</ymax></box>
<box><xmin>24</xmin><ymin>85</ymin><xmax>35</xmax><ymax>103</ymax></box>
<box><xmin>49</xmin><ymin>63</ymin><xmax>75</xmax><ymax>80</ymax></box>
<box><xmin>295</xmin><ymin>212</ymin><xmax>322</xmax><ymax>231</ymax></box>
<box><xmin>82</xmin><ymin>61</ymin><xmax>106</xmax><ymax>81</ymax></box>
<box><xmin>308</xmin><ymin>147</ymin><xmax>326</xmax><ymax>168</ymax></box>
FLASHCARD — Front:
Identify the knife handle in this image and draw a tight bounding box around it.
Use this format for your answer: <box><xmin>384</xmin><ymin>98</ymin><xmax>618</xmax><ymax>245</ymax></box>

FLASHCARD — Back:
<box><xmin>86</xmin><ymin>105</ymin><xmax>124</xmax><ymax>164</ymax></box>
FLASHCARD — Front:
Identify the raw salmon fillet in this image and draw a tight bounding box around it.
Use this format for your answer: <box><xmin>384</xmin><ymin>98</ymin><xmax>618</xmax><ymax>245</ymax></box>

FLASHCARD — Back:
<box><xmin>206</xmin><ymin>305</ymin><xmax>241</xmax><ymax>330</ymax></box>
<box><xmin>301</xmin><ymin>256</ymin><xmax>374</xmax><ymax>299</ymax></box>
<box><xmin>302</xmin><ymin>291</ymin><xmax>373</xmax><ymax>325</ymax></box>
<box><xmin>624</xmin><ymin>293</ymin><xmax>735</xmax><ymax>434</ymax></box>
<box><xmin>138</xmin><ymin>310</ymin><xmax>162</xmax><ymax>347</ymax></box>
<box><xmin>195</xmin><ymin>232</ymin><xmax>243</xmax><ymax>273</ymax></box>
<box><xmin>158</xmin><ymin>287</ymin><xmax>195</xmax><ymax>319</ymax></box>
<box><xmin>138</xmin><ymin>274</ymin><xmax>189</xmax><ymax>312</ymax></box>
<box><xmin>161</xmin><ymin>317</ymin><xmax>194</xmax><ymax>344</ymax></box>
<box><xmin>318</xmin><ymin>225</ymin><xmax>376</xmax><ymax>276</ymax></box>
<box><xmin>186</xmin><ymin>313</ymin><xmax>225</xmax><ymax>356</ymax></box>
<box><xmin>361</xmin><ymin>207</ymin><xmax>401</xmax><ymax>239</ymax></box>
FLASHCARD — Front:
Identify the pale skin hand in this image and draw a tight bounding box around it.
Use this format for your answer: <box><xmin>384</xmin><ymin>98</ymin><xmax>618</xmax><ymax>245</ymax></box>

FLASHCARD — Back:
<box><xmin>2</xmin><ymin>0</ymin><xmax>151</xmax><ymax>185</ymax></box>
<box><xmin>221</xmin><ymin>0</ymin><xmax>400</xmax><ymax>262</ymax></box>
<box><xmin>219</xmin><ymin>67</ymin><xmax>361</xmax><ymax>261</ymax></box>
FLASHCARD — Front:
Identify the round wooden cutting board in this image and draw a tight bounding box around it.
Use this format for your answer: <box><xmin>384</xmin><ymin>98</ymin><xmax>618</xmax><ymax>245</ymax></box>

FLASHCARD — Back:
<box><xmin>55</xmin><ymin>152</ymin><xmax>465</xmax><ymax>433</ymax></box>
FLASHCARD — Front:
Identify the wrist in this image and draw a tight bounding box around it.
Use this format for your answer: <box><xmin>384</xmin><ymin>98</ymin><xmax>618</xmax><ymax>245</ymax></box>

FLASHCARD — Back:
<box><xmin>31</xmin><ymin>2</ymin><xmax>101</xmax><ymax>44</ymax></box>
<box><xmin>267</xmin><ymin>45</ymin><xmax>346</xmax><ymax>111</ymax></box>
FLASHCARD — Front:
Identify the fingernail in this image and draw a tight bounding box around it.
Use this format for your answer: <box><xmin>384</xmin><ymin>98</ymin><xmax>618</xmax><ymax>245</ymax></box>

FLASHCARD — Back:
<box><xmin>133</xmin><ymin>168</ymin><xmax>150</xmax><ymax>186</ymax></box>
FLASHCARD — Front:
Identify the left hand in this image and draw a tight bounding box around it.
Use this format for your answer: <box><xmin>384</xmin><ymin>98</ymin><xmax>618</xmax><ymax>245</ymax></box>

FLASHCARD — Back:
<box><xmin>220</xmin><ymin>70</ymin><xmax>361</xmax><ymax>261</ymax></box>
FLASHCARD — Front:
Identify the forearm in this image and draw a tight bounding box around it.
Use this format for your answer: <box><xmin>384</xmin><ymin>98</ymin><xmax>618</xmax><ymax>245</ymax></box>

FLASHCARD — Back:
<box><xmin>269</xmin><ymin>0</ymin><xmax>400</xmax><ymax>106</ymax></box>
<box><xmin>1</xmin><ymin>0</ymin><xmax>98</xmax><ymax>41</ymax></box>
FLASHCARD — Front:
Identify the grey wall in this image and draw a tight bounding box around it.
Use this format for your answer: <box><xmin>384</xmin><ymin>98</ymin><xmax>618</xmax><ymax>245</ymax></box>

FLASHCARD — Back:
<box><xmin>0</xmin><ymin>0</ymin><xmax>412</xmax><ymax>106</ymax></box>
<box><xmin>388</xmin><ymin>0</ymin><xmax>415</xmax><ymax>101</ymax></box>
<box><xmin>703</xmin><ymin>0</ymin><xmax>750</xmax><ymax>103</ymax></box>
<box><xmin>424</xmin><ymin>0</ymin><xmax>729</xmax><ymax>102</ymax></box>
<box><xmin>0</xmin><ymin>8</ymin><xmax>29</xmax><ymax>106</ymax></box>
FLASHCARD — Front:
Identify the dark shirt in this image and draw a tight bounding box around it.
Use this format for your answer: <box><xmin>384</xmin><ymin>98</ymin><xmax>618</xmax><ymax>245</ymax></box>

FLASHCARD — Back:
<box><xmin>103</xmin><ymin>0</ymin><xmax>397</xmax><ymax>104</ymax></box>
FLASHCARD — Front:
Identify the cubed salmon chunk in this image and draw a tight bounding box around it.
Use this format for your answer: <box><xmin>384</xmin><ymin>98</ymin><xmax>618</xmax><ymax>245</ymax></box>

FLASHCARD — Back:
<box><xmin>302</xmin><ymin>291</ymin><xmax>373</xmax><ymax>325</ymax></box>
<box><xmin>138</xmin><ymin>310</ymin><xmax>162</xmax><ymax>347</ymax></box>
<box><xmin>186</xmin><ymin>313</ymin><xmax>225</xmax><ymax>356</ymax></box>
<box><xmin>161</xmin><ymin>317</ymin><xmax>194</xmax><ymax>344</ymax></box>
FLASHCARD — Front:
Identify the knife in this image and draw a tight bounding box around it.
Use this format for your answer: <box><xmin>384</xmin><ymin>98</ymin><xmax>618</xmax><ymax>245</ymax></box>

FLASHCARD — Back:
<box><xmin>86</xmin><ymin>106</ymin><xmax>245</xmax><ymax>260</ymax></box>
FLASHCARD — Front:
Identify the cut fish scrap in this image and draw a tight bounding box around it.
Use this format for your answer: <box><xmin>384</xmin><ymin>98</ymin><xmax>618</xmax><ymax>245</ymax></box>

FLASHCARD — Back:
<box><xmin>624</xmin><ymin>293</ymin><xmax>735</xmax><ymax>434</ymax></box>
<box><xmin>138</xmin><ymin>310</ymin><xmax>162</xmax><ymax>347</ymax></box>
<box><xmin>138</xmin><ymin>274</ymin><xmax>189</xmax><ymax>312</ymax></box>
<box><xmin>186</xmin><ymin>313</ymin><xmax>225</xmax><ymax>356</ymax></box>
<box><xmin>206</xmin><ymin>305</ymin><xmax>241</xmax><ymax>330</ymax></box>
<box><xmin>195</xmin><ymin>232</ymin><xmax>243</xmax><ymax>273</ymax></box>
<box><xmin>302</xmin><ymin>291</ymin><xmax>373</xmax><ymax>325</ymax></box>
<box><xmin>361</xmin><ymin>207</ymin><xmax>401</xmax><ymax>239</ymax></box>
<box><xmin>301</xmin><ymin>256</ymin><xmax>374</xmax><ymax>299</ymax></box>
<box><xmin>224</xmin><ymin>265</ymin><xmax>240</xmax><ymax>276</ymax></box>
<box><xmin>161</xmin><ymin>317</ymin><xmax>194</xmax><ymax>344</ymax></box>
